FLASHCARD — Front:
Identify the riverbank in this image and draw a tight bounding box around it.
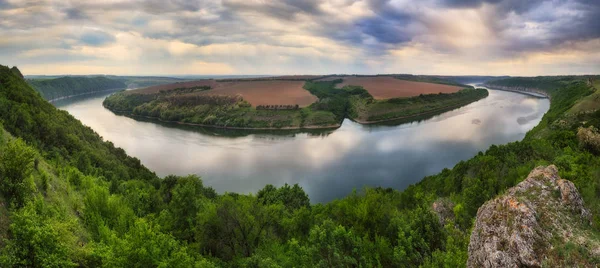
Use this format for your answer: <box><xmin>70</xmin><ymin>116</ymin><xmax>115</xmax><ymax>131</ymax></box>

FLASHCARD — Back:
<box><xmin>350</xmin><ymin>87</ymin><xmax>489</xmax><ymax>123</ymax></box>
<box><xmin>48</xmin><ymin>87</ymin><xmax>126</xmax><ymax>102</ymax></box>
<box><xmin>109</xmin><ymin>109</ymin><xmax>342</xmax><ymax>130</ymax></box>
<box><xmin>482</xmin><ymin>84</ymin><xmax>550</xmax><ymax>99</ymax></box>
<box><xmin>27</xmin><ymin>76</ymin><xmax>127</xmax><ymax>101</ymax></box>
<box><xmin>351</xmin><ymin>92</ymin><xmax>489</xmax><ymax>124</ymax></box>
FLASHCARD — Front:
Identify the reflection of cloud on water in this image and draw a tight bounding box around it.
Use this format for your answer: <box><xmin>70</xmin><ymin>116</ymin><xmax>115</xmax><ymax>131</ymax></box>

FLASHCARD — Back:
<box><xmin>299</xmin><ymin>128</ymin><xmax>364</xmax><ymax>168</ymax></box>
<box><xmin>58</xmin><ymin>88</ymin><xmax>551</xmax><ymax>203</ymax></box>
<box><xmin>517</xmin><ymin>114</ymin><xmax>540</xmax><ymax>125</ymax></box>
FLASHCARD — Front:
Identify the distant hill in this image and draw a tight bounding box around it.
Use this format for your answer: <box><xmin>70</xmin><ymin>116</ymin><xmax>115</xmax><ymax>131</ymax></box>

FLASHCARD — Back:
<box><xmin>27</xmin><ymin>76</ymin><xmax>126</xmax><ymax>101</ymax></box>
<box><xmin>442</xmin><ymin>75</ymin><xmax>510</xmax><ymax>85</ymax></box>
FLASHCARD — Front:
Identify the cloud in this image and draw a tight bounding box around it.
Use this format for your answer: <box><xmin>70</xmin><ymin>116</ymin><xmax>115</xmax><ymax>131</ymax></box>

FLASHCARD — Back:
<box><xmin>0</xmin><ymin>0</ymin><xmax>598</xmax><ymax>75</ymax></box>
<box><xmin>355</xmin><ymin>15</ymin><xmax>412</xmax><ymax>45</ymax></box>
<box><xmin>79</xmin><ymin>29</ymin><xmax>116</xmax><ymax>46</ymax></box>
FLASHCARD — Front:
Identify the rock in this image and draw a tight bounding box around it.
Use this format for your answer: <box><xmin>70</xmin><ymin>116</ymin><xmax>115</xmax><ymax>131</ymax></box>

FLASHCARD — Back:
<box><xmin>432</xmin><ymin>198</ymin><xmax>455</xmax><ymax>225</ymax></box>
<box><xmin>467</xmin><ymin>165</ymin><xmax>596</xmax><ymax>268</ymax></box>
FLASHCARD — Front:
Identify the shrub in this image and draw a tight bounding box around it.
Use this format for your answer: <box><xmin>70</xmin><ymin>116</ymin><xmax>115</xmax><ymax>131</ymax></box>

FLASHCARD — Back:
<box><xmin>577</xmin><ymin>126</ymin><xmax>600</xmax><ymax>154</ymax></box>
<box><xmin>0</xmin><ymin>138</ymin><xmax>36</xmax><ymax>207</ymax></box>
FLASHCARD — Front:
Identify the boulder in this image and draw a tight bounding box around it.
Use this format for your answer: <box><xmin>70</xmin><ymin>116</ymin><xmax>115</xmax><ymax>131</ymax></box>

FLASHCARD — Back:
<box><xmin>467</xmin><ymin>165</ymin><xmax>596</xmax><ymax>267</ymax></box>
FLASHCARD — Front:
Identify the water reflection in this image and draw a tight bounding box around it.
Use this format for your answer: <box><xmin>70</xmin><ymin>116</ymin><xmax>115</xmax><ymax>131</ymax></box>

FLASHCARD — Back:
<box><xmin>55</xmin><ymin>88</ymin><xmax>550</xmax><ymax>202</ymax></box>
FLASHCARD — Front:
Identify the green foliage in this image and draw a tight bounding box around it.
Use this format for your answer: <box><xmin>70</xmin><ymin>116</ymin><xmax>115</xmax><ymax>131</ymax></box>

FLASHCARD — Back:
<box><xmin>356</xmin><ymin>88</ymin><xmax>488</xmax><ymax>122</ymax></box>
<box><xmin>0</xmin><ymin>138</ymin><xmax>36</xmax><ymax>207</ymax></box>
<box><xmin>257</xmin><ymin>183</ymin><xmax>310</xmax><ymax>210</ymax></box>
<box><xmin>303</xmin><ymin>80</ymin><xmax>372</xmax><ymax>121</ymax></box>
<box><xmin>1</xmin><ymin>65</ymin><xmax>600</xmax><ymax>266</ymax></box>
<box><xmin>28</xmin><ymin>76</ymin><xmax>126</xmax><ymax>101</ymax></box>
<box><xmin>91</xmin><ymin>218</ymin><xmax>211</xmax><ymax>267</ymax></box>
<box><xmin>0</xmin><ymin>65</ymin><xmax>157</xmax><ymax>186</ymax></box>
<box><xmin>0</xmin><ymin>200</ymin><xmax>78</xmax><ymax>267</ymax></box>
<box><xmin>158</xmin><ymin>175</ymin><xmax>216</xmax><ymax>242</ymax></box>
<box><xmin>197</xmin><ymin>194</ymin><xmax>284</xmax><ymax>260</ymax></box>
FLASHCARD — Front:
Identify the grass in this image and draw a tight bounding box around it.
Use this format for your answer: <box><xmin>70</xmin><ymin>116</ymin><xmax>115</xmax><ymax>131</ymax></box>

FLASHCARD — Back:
<box><xmin>568</xmin><ymin>86</ymin><xmax>600</xmax><ymax>115</ymax></box>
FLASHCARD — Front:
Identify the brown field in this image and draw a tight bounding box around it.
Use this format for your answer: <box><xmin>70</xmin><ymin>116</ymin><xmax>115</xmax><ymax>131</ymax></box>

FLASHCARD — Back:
<box><xmin>336</xmin><ymin>76</ymin><xmax>463</xmax><ymax>99</ymax></box>
<box><xmin>128</xmin><ymin>79</ymin><xmax>317</xmax><ymax>107</ymax></box>
<box><xmin>197</xmin><ymin>80</ymin><xmax>316</xmax><ymax>106</ymax></box>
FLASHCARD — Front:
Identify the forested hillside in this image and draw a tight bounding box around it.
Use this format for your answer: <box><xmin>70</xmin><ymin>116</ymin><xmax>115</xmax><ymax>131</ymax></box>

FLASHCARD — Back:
<box><xmin>28</xmin><ymin>76</ymin><xmax>126</xmax><ymax>101</ymax></box>
<box><xmin>1</xmin><ymin>65</ymin><xmax>599</xmax><ymax>266</ymax></box>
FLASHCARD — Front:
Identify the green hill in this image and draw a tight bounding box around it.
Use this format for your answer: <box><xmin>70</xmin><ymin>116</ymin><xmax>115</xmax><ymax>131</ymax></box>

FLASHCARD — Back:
<box><xmin>1</xmin><ymin>65</ymin><xmax>599</xmax><ymax>266</ymax></box>
<box><xmin>27</xmin><ymin>76</ymin><xmax>127</xmax><ymax>101</ymax></box>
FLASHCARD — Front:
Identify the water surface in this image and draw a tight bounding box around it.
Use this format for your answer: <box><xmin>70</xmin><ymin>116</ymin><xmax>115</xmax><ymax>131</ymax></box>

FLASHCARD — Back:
<box><xmin>55</xmin><ymin>88</ymin><xmax>550</xmax><ymax>202</ymax></box>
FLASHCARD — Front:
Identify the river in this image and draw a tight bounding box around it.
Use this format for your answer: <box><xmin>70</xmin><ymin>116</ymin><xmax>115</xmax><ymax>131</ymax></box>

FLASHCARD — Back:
<box><xmin>54</xmin><ymin>88</ymin><xmax>550</xmax><ymax>202</ymax></box>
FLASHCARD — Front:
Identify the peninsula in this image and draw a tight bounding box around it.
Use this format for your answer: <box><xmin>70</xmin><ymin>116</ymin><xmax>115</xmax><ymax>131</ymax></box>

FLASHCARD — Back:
<box><xmin>103</xmin><ymin>75</ymin><xmax>488</xmax><ymax>129</ymax></box>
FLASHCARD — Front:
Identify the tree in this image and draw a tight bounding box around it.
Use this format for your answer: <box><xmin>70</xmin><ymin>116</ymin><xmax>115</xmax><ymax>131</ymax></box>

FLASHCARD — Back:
<box><xmin>257</xmin><ymin>183</ymin><xmax>310</xmax><ymax>211</ymax></box>
<box><xmin>0</xmin><ymin>200</ymin><xmax>77</xmax><ymax>267</ymax></box>
<box><xmin>198</xmin><ymin>194</ymin><xmax>283</xmax><ymax>260</ymax></box>
<box><xmin>160</xmin><ymin>175</ymin><xmax>216</xmax><ymax>242</ymax></box>
<box><xmin>0</xmin><ymin>138</ymin><xmax>36</xmax><ymax>207</ymax></box>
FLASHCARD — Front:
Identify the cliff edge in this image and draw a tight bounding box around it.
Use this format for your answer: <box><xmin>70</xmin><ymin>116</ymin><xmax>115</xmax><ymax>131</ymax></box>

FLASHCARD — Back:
<box><xmin>467</xmin><ymin>165</ymin><xmax>599</xmax><ymax>267</ymax></box>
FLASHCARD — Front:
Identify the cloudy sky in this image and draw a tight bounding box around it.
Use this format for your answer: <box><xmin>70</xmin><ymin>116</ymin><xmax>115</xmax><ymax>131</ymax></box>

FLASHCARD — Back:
<box><xmin>1</xmin><ymin>0</ymin><xmax>599</xmax><ymax>76</ymax></box>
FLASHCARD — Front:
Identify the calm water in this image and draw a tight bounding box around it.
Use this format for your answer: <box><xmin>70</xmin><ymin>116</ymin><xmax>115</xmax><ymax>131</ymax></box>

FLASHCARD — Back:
<box><xmin>54</xmin><ymin>88</ymin><xmax>550</xmax><ymax>202</ymax></box>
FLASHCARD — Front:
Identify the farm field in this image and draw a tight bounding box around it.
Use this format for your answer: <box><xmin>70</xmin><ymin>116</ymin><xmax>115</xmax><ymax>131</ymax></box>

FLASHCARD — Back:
<box><xmin>126</xmin><ymin>79</ymin><xmax>317</xmax><ymax>107</ymax></box>
<box><xmin>336</xmin><ymin>76</ymin><xmax>464</xmax><ymax>99</ymax></box>
<box><xmin>196</xmin><ymin>80</ymin><xmax>316</xmax><ymax>107</ymax></box>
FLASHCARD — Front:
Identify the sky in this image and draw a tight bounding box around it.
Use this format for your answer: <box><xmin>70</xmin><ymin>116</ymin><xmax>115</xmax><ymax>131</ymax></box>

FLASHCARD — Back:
<box><xmin>1</xmin><ymin>0</ymin><xmax>599</xmax><ymax>76</ymax></box>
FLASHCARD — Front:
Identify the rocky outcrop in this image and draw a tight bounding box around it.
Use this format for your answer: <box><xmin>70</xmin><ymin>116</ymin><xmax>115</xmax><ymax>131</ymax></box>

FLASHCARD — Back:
<box><xmin>483</xmin><ymin>84</ymin><xmax>550</xmax><ymax>99</ymax></box>
<box><xmin>432</xmin><ymin>198</ymin><xmax>455</xmax><ymax>225</ymax></box>
<box><xmin>467</xmin><ymin>165</ymin><xmax>598</xmax><ymax>267</ymax></box>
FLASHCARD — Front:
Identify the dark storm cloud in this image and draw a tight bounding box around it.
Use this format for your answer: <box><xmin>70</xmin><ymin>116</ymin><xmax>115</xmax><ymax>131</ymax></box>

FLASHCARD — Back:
<box><xmin>564</xmin><ymin>0</ymin><xmax>600</xmax><ymax>40</ymax></box>
<box><xmin>440</xmin><ymin>0</ymin><xmax>544</xmax><ymax>13</ymax></box>
<box><xmin>441</xmin><ymin>0</ymin><xmax>502</xmax><ymax>8</ymax></box>
<box><xmin>0</xmin><ymin>0</ymin><xmax>12</xmax><ymax>10</ymax></box>
<box><xmin>497</xmin><ymin>0</ymin><xmax>600</xmax><ymax>52</ymax></box>
<box><xmin>222</xmin><ymin>0</ymin><xmax>323</xmax><ymax>20</ymax></box>
<box><xmin>63</xmin><ymin>8</ymin><xmax>87</xmax><ymax>20</ymax></box>
<box><xmin>141</xmin><ymin>0</ymin><xmax>203</xmax><ymax>13</ymax></box>
<box><xmin>353</xmin><ymin>0</ymin><xmax>415</xmax><ymax>45</ymax></box>
<box><xmin>356</xmin><ymin>16</ymin><xmax>411</xmax><ymax>44</ymax></box>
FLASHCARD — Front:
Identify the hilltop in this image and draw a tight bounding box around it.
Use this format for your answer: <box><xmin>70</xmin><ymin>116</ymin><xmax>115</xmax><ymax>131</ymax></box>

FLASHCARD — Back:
<box><xmin>27</xmin><ymin>75</ymin><xmax>188</xmax><ymax>101</ymax></box>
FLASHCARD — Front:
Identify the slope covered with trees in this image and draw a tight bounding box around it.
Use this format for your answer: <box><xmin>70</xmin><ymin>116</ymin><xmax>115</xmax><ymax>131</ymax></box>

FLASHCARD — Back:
<box><xmin>28</xmin><ymin>76</ymin><xmax>126</xmax><ymax>101</ymax></box>
<box><xmin>1</xmin><ymin>64</ymin><xmax>599</xmax><ymax>266</ymax></box>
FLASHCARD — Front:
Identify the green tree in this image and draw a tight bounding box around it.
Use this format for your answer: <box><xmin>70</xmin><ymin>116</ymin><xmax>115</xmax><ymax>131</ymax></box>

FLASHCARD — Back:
<box><xmin>198</xmin><ymin>194</ymin><xmax>283</xmax><ymax>260</ymax></box>
<box><xmin>0</xmin><ymin>201</ymin><xmax>77</xmax><ymax>267</ymax></box>
<box><xmin>0</xmin><ymin>138</ymin><xmax>36</xmax><ymax>207</ymax></box>
<box><xmin>257</xmin><ymin>183</ymin><xmax>310</xmax><ymax>210</ymax></box>
<box><xmin>160</xmin><ymin>175</ymin><xmax>215</xmax><ymax>242</ymax></box>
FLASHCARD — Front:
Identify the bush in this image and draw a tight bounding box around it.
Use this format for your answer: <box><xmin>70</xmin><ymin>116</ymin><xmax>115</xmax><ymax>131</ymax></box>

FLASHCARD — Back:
<box><xmin>577</xmin><ymin>126</ymin><xmax>600</xmax><ymax>154</ymax></box>
<box><xmin>0</xmin><ymin>138</ymin><xmax>36</xmax><ymax>207</ymax></box>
